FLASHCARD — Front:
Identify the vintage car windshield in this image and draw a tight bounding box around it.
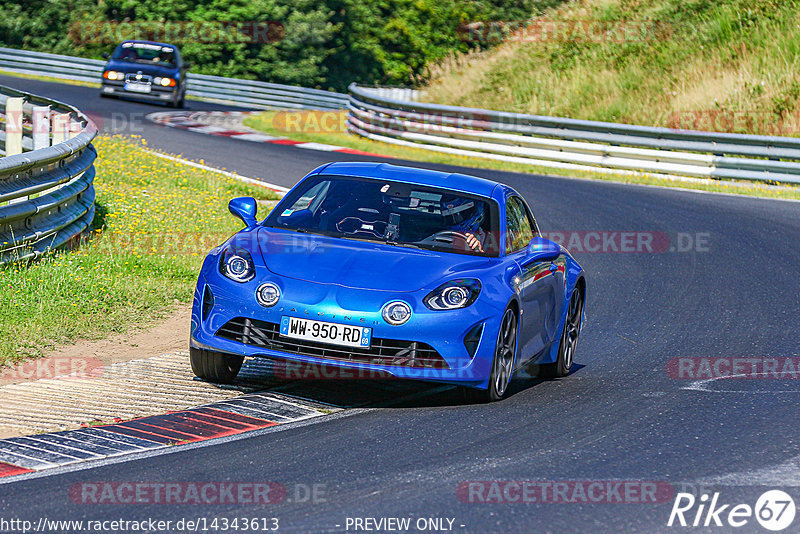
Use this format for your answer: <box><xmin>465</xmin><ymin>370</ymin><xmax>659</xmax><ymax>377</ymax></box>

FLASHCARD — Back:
<box><xmin>112</xmin><ymin>42</ymin><xmax>177</xmax><ymax>67</ymax></box>
<box><xmin>265</xmin><ymin>175</ymin><xmax>501</xmax><ymax>257</ymax></box>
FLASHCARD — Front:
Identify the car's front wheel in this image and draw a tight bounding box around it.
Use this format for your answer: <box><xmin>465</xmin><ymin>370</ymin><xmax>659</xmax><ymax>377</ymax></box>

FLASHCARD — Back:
<box><xmin>540</xmin><ymin>287</ymin><xmax>584</xmax><ymax>378</ymax></box>
<box><xmin>465</xmin><ymin>307</ymin><xmax>517</xmax><ymax>403</ymax></box>
<box><xmin>190</xmin><ymin>347</ymin><xmax>244</xmax><ymax>384</ymax></box>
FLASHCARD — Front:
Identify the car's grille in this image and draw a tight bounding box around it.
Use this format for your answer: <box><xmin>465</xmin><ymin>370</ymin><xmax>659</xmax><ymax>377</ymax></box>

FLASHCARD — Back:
<box><xmin>216</xmin><ymin>317</ymin><xmax>449</xmax><ymax>369</ymax></box>
<box><xmin>124</xmin><ymin>73</ymin><xmax>152</xmax><ymax>84</ymax></box>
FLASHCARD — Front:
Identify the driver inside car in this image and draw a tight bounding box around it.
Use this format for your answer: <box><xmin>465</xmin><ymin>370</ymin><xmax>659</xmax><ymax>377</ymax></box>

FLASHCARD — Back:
<box><xmin>443</xmin><ymin>198</ymin><xmax>488</xmax><ymax>253</ymax></box>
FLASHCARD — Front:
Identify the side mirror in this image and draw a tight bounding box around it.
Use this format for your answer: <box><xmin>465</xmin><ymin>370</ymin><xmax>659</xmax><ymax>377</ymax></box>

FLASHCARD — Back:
<box><xmin>229</xmin><ymin>197</ymin><xmax>258</xmax><ymax>228</ymax></box>
<box><xmin>527</xmin><ymin>236</ymin><xmax>561</xmax><ymax>261</ymax></box>
<box><xmin>101</xmin><ymin>52</ymin><xmax>110</xmax><ymax>60</ymax></box>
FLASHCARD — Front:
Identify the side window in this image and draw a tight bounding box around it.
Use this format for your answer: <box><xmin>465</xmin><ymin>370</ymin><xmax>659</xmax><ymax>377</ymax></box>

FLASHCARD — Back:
<box><xmin>506</xmin><ymin>196</ymin><xmax>535</xmax><ymax>253</ymax></box>
<box><xmin>520</xmin><ymin>200</ymin><xmax>540</xmax><ymax>238</ymax></box>
<box><xmin>287</xmin><ymin>180</ymin><xmax>329</xmax><ymax>213</ymax></box>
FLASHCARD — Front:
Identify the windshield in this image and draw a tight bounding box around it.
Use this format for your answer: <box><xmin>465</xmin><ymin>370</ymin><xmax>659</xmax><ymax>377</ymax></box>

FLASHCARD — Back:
<box><xmin>265</xmin><ymin>175</ymin><xmax>501</xmax><ymax>257</ymax></box>
<box><xmin>112</xmin><ymin>42</ymin><xmax>177</xmax><ymax>67</ymax></box>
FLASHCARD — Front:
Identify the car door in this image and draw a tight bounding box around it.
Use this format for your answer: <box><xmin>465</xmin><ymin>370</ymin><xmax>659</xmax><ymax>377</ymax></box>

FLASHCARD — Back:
<box><xmin>508</xmin><ymin>196</ymin><xmax>564</xmax><ymax>361</ymax></box>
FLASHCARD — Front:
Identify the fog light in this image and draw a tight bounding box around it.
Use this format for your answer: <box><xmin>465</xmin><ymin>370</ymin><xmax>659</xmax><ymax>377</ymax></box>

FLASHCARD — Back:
<box><xmin>382</xmin><ymin>301</ymin><xmax>412</xmax><ymax>325</ymax></box>
<box><xmin>256</xmin><ymin>282</ymin><xmax>280</xmax><ymax>307</ymax></box>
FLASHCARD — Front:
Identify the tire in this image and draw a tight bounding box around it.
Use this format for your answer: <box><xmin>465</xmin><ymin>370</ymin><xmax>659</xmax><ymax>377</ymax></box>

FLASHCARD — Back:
<box><xmin>540</xmin><ymin>287</ymin><xmax>584</xmax><ymax>378</ymax></box>
<box><xmin>169</xmin><ymin>90</ymin><xmax>186</xmax><ymax>109</ymax></box>
<box><xmin>464</xmin><ymin>307</ymin><xmax>518</xmax><ymax>403</ymax></box>
<box><xmin>190</xmin><ymin>346</ymin><xmax>244</xmax><ymax>384</ymax></box>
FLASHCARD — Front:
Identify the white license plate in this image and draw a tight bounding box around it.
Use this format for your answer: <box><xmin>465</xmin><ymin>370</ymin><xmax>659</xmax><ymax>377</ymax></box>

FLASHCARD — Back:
<box><xmin>124</xmin><ymin>82</ymin><xmax>151</xmax><ymax>93</ymax></box>
<box><xmin>280</xmin><ymin>316</ymin><xmax>372</xmax><ymax>348</ymax></box>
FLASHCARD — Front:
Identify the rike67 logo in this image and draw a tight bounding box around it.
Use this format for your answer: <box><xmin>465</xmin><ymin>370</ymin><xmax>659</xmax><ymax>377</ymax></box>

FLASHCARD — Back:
<box><xmin>668</xmin><ymin>490</ymin><xmax>796</xmax><ymax>531</ymax></box>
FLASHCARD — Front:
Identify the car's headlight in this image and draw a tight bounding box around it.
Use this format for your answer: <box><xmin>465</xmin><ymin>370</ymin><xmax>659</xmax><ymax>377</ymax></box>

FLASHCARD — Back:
<box><xmin>424</xmin><ymin>279</ymin><xmax>481</xmax><ymax>310</ymax></box>
<box><xmin>152</xmin><ymin>76</ymin><xmax>175</xmax><ymax>87</ymax></box>
<box><xmin>219</xmin><ymin>247</ymin><xmax>255</xmax><ymax>283</ymax></box>
<box><xmin>103</xmin><ymin>71</ymin><xmax>124</xmax><ymax>80</ymax></box>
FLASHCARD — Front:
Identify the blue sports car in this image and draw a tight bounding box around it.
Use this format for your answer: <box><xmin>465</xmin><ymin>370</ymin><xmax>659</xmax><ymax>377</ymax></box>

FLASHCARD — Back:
<box><xmin>190</xmin><ymin>162</ymin><xmax>586</xmax><ymax>401</ymax></box>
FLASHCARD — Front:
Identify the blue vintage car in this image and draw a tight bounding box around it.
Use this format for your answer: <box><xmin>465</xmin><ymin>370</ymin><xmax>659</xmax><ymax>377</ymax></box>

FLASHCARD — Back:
<box><xmin>190</xmin><ymin>162</ymin><xmax>586</xmax><ymax>401</ymax></box>
<box><xmin>100</xmin><ymin>40</ymin><xmax>188</xmax><ymax>107</ymax></box>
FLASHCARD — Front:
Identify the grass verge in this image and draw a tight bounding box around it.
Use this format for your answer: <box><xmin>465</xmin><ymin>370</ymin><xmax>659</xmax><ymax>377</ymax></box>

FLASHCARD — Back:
<box><xmin>0</xmin><ymin>135</ymin><xmax>278</xmax><ymax>366</ymax></box>
<box><xmin>424</xmin><ymin>0</ymin><xmax>800</xmax><ymax>136</ymax></box>
<box><xmin>243</xmin><ymin>111</ymin><xmax>800</xmax><ymax>200</ymax></box>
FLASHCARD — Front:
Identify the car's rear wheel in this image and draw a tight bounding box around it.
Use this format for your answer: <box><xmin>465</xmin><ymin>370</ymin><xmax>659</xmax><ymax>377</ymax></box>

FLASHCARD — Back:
<box><xmin>540</xmin><ymin>287</ymin><xmax>584</xmax><ymax>378</ymax></box>
<box><xmin>465</xmin><ymin>307</ymin><xmax>517</xmax><ymax>403</ymax></box>
<box><xmin>190</xmin><ymin>346</ymin><xmax>243</xmax><ymax>384</ymax></box>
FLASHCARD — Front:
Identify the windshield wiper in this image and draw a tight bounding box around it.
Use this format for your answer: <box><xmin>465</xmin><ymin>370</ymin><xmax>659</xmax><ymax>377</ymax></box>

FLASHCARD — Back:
<box><xmin>385</xmin><ymin>240</ymin><xmax>422</xmax><ymax>249</ymax></box>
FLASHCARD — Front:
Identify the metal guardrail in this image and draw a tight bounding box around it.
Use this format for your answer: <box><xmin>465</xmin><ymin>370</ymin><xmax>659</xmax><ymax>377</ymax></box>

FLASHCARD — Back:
<box><xmin>0</xmin><ymin>46</ymin><xmax>348</xmax><ymax>111</ymax></box>
<box><xmin>348</xmin><ymin>84</ymin><xmax>800</xmax><ymax>184</ymax></box>
<box><xmin>0</xmin><ymin>84</ymin><xmax>97</xmax><ymax>264</ymax></box>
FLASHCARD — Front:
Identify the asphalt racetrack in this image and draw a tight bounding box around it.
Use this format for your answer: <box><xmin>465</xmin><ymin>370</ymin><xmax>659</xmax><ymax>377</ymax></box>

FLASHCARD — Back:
<box><xmin>1</xmin><ymin>75</ymin><xmax>799</xmax><ymax>533</ymax></box>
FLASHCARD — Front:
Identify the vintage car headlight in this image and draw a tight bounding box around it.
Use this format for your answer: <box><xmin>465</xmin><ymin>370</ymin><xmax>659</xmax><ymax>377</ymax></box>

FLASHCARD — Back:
<box><xmin>153</xmin><ymin>77</ymin><xmax>176</xmax><ymax>87</ymax></box>
<box><xmin>219</xmin><ymin>247</ymin><xmax>255</xmax><ymax>283</ymax></box>
<box><xmin>255</xmin><ymin>282</ymin><xmax>280</xmax><ymax>307</ymax></box>
<box><xmin>103</xmin><ymin>71</ymin><xmax>124</xmax><ymax>81</ymax></box>
<box><xmin>424</xmin><ymin>279</ymin><xmax>481</xmax><ymax>310</ymax></box>
<box><xmin>382</xmin><ymin>301</ymin><xmax>412</xmax><ymax>325</ymax></box>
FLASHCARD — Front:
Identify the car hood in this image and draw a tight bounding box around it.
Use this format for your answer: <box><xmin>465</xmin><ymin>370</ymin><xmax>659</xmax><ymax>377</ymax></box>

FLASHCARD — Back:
<box><xmin>257</xmin><ymin>227</ymin><xmax>493</xmax><ymax>292</ymax></box>
<box><xmin>104</xmin><ymin>60</ymin><xmax>178</xmax><ymax>77</ymax></box>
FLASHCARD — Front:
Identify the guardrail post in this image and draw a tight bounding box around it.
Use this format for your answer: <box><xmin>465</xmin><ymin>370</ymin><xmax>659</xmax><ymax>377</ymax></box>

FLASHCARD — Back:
<box><xmin>4</xmin><ymin>97</ymin><xmax>24</xmax><ymax>156</ymax></box>
<box><xmin>32</xmin><ymin>105</ymin><xmax>50</xmax><ymax>150</ymax></box>
<box><xmin>69</xmin><ymin>120</ymin><xmax>83</xmax><ymax>139</ymax></box>
<box><xmin>51</xmin><ymin>113</ymin><xmax>69</xmax><ymax>145</ymax></box>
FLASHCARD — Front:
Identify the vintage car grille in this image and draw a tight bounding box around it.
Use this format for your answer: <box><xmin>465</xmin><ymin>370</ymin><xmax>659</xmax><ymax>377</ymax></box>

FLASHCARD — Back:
<box><xmin>124</xmin><ymin>73</ymin><xmax>152</xmax><ymax>84</ymax></box>
<box><xmin>216</xmin><ymin>317</ymin><xmax>449</xmax><ymax>369</ymax></box>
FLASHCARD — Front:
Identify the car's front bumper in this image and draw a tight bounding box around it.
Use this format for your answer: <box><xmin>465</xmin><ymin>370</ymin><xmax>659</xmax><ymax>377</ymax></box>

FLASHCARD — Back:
<box><xmin>190</xmin><ymin>269</ymin><xmax>506</xmax><ymax>389</ymax></box>
<box><xmin>101</xmin><ymin>80</ymin><xmax>179</xmax><ymax>102</ymax></box>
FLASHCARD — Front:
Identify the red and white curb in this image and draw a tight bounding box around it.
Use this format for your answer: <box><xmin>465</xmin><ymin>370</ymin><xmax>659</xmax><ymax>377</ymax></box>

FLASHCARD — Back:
<box><xmin>0</xmin><ymin>391</ymin><xmax>323</xmax><ymax>478</ymax></box>
<box><xmin>0</xmin><ymin>347</ymin><xmax>443</xmax><ymax>480</ymax></box>
<box><xmin>146</xmin><ymin>110</ymin><xmax>388</xmax><ymax>157</ymax></box>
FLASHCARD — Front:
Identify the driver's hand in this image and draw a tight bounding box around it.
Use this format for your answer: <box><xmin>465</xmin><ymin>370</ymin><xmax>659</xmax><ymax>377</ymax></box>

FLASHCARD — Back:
<box><xmin>465</xmin><ymin>232</ymin><xmax>484</xmax><ymax>253</ymax></box>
